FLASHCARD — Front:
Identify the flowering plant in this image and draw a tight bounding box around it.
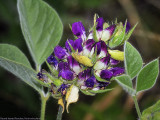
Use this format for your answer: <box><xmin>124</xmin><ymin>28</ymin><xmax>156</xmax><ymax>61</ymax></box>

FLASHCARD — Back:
<box><xmin>0</xmin><ymin>0</ymin><xmax>159</xmax><ymax>120</ymax></box>
<box><xmin>36</xmin><ymin>16</ymin><xmax>130</xmax><ymax>113</ymax></box>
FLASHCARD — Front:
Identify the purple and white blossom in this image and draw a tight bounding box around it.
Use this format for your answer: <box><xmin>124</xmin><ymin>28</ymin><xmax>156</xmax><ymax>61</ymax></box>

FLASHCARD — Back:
<box><xmin>54</xmin><ymin>46</ymin><xmax>69</xmax><ymax>59</ymax></box>
<box><xmin>72</xmin><ymin>22</ymin><xmax>86</xmax><ymax>42</ymax></box>
<box><xmin>36</xmin><ymin>16</ymin><xmax>128</xmax><ymax>99</ymax></box>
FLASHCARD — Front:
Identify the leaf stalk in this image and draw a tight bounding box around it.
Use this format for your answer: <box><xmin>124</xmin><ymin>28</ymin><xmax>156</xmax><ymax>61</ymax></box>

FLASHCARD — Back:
<box><xmin>132</xmin><ymin>95</ymin><xmax>142</xmax><ymax>119</ymax></box>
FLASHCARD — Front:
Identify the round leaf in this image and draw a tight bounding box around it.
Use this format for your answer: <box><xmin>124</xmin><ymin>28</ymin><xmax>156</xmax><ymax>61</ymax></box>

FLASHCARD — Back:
<box><xmin>17</xmin><ymin>0</ymin><xmax>63</xmax><ymax>67</ymax></box>
<box><xmin>136</xmin><ymin>59</ymin><xmax>159</xmax><ymax>93</ymax></box>
<box><xmin>0</xmin><ymin>44</ymin><xmax>41</xmax><ymax>92</ymax></box>
<box><xmin>0</xmin><ymin>44</ymin><xmax>31</xmax><ymax>68</ymax></box>
<box><xmin>124</xmin><ymin>42</ymin><xmax>143</xmax><ymax>79</ymax></box>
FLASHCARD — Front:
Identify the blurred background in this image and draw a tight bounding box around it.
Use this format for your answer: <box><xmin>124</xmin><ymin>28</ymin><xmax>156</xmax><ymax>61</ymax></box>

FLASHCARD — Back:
<box><xmin>0</xmin><ymin>0</ymin><xmax>160</xmax><ymax>119</ymax></box>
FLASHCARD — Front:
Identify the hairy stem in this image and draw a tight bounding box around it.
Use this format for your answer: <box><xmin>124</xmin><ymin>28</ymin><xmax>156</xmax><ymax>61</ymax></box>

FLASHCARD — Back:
<box><xmin>40</xmin><ymin>93</ymin><xmax>49</xmax><ymax>120</ymax></box>
<box><xmin>56</xmin><ymin>105</ymin><xmax>63</xmax><ymax>120</ymax></box>
<box><xmin>132</xmin><ymin>95</ymin><xmax>142</xmax><ymax>119</ymax></box>
<box><xmin>56</xmin><ymin>97</ymin><xmax>65</xmax><ymax>120</ymax></box>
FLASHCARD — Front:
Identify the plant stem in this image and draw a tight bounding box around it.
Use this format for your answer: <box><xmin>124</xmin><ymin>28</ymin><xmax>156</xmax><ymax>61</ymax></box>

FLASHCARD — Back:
<box><xmin>56</xmin><ymin>97</ymin><xmax>65</xmax><ymax>120</ymax></box>
<box><xmin>56</xmin><ymin>104</ymin><xmax>63</xmax><ymax>120</ymax></box>
<box><xmin>132</xmin><ymin>95</ymin><xmax>142</xmax><ymax>119</ymax></box>
<box><xmin>36</xmin><ymin>64</ymin><xmax>41</xmax><ymax>72</ymax></box>
<box><xmin>40</xmin><ymin>93</ymin><xmax>49</xmax><ymax>120</ymax></box>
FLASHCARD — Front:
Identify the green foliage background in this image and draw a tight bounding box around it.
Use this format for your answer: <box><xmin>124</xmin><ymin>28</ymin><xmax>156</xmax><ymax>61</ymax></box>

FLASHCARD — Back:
<box><xmin>0</xmin><ymin>0</ymin><xmax>160</xmax><ymax>119</ymax></box>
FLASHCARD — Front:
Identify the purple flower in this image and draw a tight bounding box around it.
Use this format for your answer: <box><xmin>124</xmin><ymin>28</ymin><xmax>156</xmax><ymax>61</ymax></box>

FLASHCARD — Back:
<box><xmin>72</xmin><ymin>22</ymin><xmax>86</xmax><ymax>41</ymax></box>
<box><xmin>93</xmin><ymin>41</ymin><xmax>108</xmax><ymax>58</ymax></box>
<box><xmin>101</xmin><ymin>25</ymin><xmax>115</xmax><ymax>41</ymax></box>
<box><xmin>85</xmin><ymin>76</ymin><xmax>96</xmax><ymax>88</ymax></box>
<box><xmin>109</xmin><ymin>67</ymin><xmax>124</xmax><ymax>76</ymax></box>
<box><xmin>67</xmin><ymin>56</ymin><xmax>81</xmax><ymax>74</ymax></box>
<box><xmin>65</xmin><ymin>38</ymin><xmax>83</xmax><ymax>53</ymax></box>
<box><xmin>36</xmin><ymin>16</ymin><xmax>129</xmax><ymax>97</ymax></box>
<box><xmin>65</xmin><ymin>40</ymin><xmax>74</xmax><ymax>52</ymax></box>
<box><xmin>96</xmin><ymin>17</ymin><xmax>104</xmax><ymax>31</ymax></box>
<box><xmin>94</xmin><ymin>41</ymin><xmax>101</xmax><ymax>55</ymax></box>
<box><xmin>106</xmin><ymin>25</ymin><xmax>115</xmax><ymax>34</ymax></box>
<box><xmin>58</xmin><ymin>84</ymin><xmax>68</xmax><ymax>95</ymax></box>
<box><xmin>54</xmin><ymin>46</ymin><xmax>68</xmax><ymax>59</ymax></box>
<box><xmin>59</xmin><ymin>70</ymin><xmax>74</xmax><ymax>80</ymax></box>
<box><xmin>47</xmin><ymin>55</ymin><xmax>58</xmax><ymax>67</ymax></box>
<box><xmin>100</xmin><ymin>70</ymin><xmax>113</xmax><ymax>80</ymax></box>
<box><xmin>110</xmin><ymin>58</ymin><xmax>120</xmax><ymax>65</ymax></box>
<box><xmin>58</xmin><ymin>62</ymin><xmax>70</xmax><ymax>72</ymax></box>
<box><xmin>84</xmin><ymin>39</ymin><xmax>95</xmax><ymax>50</ymax></box>
<box><xmin>125</xmin><ymin>21</ymin><xmax>131</xmax><ymax>33</ymax></box>
<box><xmin>74</xmin><ymin>38</ymin><xmax>83</xmax><ymax>52</ymax></box>
<box><xmin>82</xmin><ymin>39</ymin><xmax>95</xmax><ymax>57</ymax></box>
<box><xmin>99</xmin><ymin>41</ymin><xmax>108</xmax><ymax>57</ymax></box>
<box><xmin>37</xmin><ymin>72</ymin><xmax>43</xmax><ymax>80</ymax></box>
<box><xmin>37</xmin><ymin>70</ymin><xmax>48</xmax><ymax>83</ymax></box>
<box><xmin>97</xmin><ymin>81</ymin><xmax>110</xmax><ymax>89</ymax></box>
<box><xmin>58</xmin><ymin>62</ymin><xmax>73</xmax><ymax>80</ymax></box>
<box><xmin>78</xmin><ymin>69</ymin><xmax>91</xmax><ymax>81</ymax></box>
<box><xmin>94</xmin><ymin>55</ymin><xmax>110</xmax><ymax>70</ymax></box>
<box><xmin>77</xmin><ymin>69</ymin><xmax>91</xmax><ymax>89</ymax></box>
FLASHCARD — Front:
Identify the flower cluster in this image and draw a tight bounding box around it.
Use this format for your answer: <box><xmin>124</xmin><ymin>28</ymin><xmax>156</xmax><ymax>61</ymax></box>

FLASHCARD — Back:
<box><xmin>36</xmin><ymin>15</ymin><xmax>133</xmax><ymax>112</ymax></box>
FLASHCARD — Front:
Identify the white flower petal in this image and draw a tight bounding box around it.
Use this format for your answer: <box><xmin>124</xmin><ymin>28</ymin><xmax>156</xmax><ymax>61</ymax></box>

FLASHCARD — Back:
<box><xmin>87</xmin><ymin>32</ymin><xmax>93</xmax><ymax>39</ymax></box>
<box><xmin>83</xmin><ymin>48</ymin><xmax>91</xmax><ymax>57</ymax></box>
<box><xmin>66</xmin><ymin>85</ymin><xmax>79</xmax><ymax>113</ymax></box>
<box><xmin>96</xmin><ymin>30</ymin><xmax>103</xmax><ymax>40</ymax></box>
<box><xmin>92</xmin><ymin>88</ymin><xmax>99</xmax><ymax>91</ymax></box>
<box><xmin>89</xmin><ymin>47</ymin><xmax>94</xmax><ymax>58</ymax></box>
<box><xmin>94</xmin><ymin>61</ymin><xmax>106</xmax><ymax>70</ymax></box>
<box><xmin>73</xmin><ymin>65</ymin><xmax>81</xmax><ymax>75</ymax></box>
<box><xmin>101</xmin><ymin>30</ymin><xmax>111</xmax><ymax>41</ymax></box>
<box><xmin>98</xmin><ymin>51</ymin><xmax>106</xmax><ymax>58</ymax></box>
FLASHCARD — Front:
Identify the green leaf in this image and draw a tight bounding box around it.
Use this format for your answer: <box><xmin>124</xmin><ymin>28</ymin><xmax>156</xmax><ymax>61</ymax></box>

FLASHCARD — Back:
<box><xmin>89</xmin><ymin>88</ymin><xmax>113</xmax><ymax>94</ymax></box>
<box><xmin>0</xmin><ymin>44</ymin><xmax>31</xmax><ymax>68</ymax></box>
<box><xmin>136</xmin><ymin>59</ymin><xmax>159</xmax><ymax>93</ymax></box>
<box><xmin>91</xmin><ymin>47</ymin><xmax>98</xmax><ymax>64</ymax></box>
<box><xmin>124</xmin><ymin>42</ymin><xmax>143</xmax><ymax>79</ymax></box>
<box><xmin>115</xmin><ymin>75</ymin><xmax>136</xmax><ymax>95</ymax></box>
<box><xmin>124</xmin><ymin>23</ymin><xmax>137</xmax><ymax>42</ymax></box>
<box><xmin>0</xmin><ymin>57</ymin><xmax>42</xmax><ymax>92</ymax></box>
<box><xmin>17</xmin><ymin>0</ymin><xmax>63</xmax><ymax>67</ymax></box>
<box><xmin>110</xmin><ymin>24</ymin><xmax>119</xmax><ymax>39</ymax></box>
<box><xmin>80</xmin><ymin>89</ymin><xmax>95</xmax><ymax>96</ymax></box>
<box><xmin>141</xmin><ymin>100</ymin><xmax>160</xmax><ymax>120</ymax></box>
<box><xmin>0</xmin><ymin>44</ymin><xmax>42</xmax><ymax>92</ymax></box>
<box><xmin>114</xmin><ymin>18</ymin><xmax>118</xmax><ymax>24</ymax></box>
<box><xmin>93</xmin><ymin>23</ymin><xmax>99</xmax><ymax>42</ymax></box>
